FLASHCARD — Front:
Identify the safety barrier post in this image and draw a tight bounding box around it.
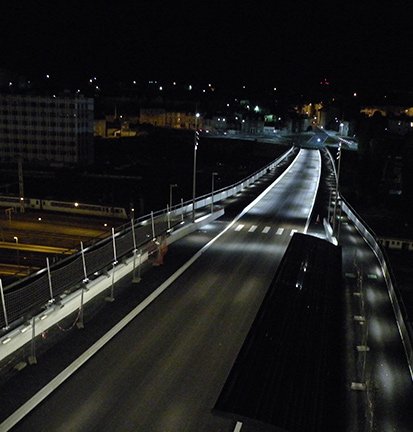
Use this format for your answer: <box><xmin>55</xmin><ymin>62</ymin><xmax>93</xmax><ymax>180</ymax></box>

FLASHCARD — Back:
<box><xmin>77</xmin><ymin>284</ymin><xmax>85</xmax><ymax>329</ymax></box>
<box><xmin>181</xmin><ymin>198</ymin><xmax>184</xmax><ymax>222</ymax></box>
<box><xmin>133</xmin><ymin>249</ymin><xmax>142</xmax><ymax>283</ymax></box>
<box><xmin>28</xmin><ymin>316</ymin><xmax>37</xmax><ymax>365</ymax></box>
<box><xmin>105</xmin><ymin>228</ymin><xmax>117</xmax><ymax>302</ymax></box>
<box><xmin>151</xmin><ymin>211</ymin><xmax>156</xmax><ymax>239</ymax></box>
<box><xmin>46</xmin><ymin>258</ymin><xmax>55</xmax><ymax>303</ymax></box>
<box><xmin>76</xmin><ymin>242</ymin><xmax>89</xmax><ymax>329</ymax></box>
<box><xmin>131</xmin><ymin>218</ymin><xmax>137</xmax><ymax>251</ymax></box>
<box><xmin>166</xmin><ymin>204</ymin><xmax>171</xmax><ymax>231</ymax></box>
<box><xmin>0</xmin><ymin>279</ymin><xmax>9</xmax><ymax>329</ymax></box>
<box><xmin>111</xmin><ymin>227</ymin><xmax>118</xmax><ymax>265</ymax></box>
<box><xmin>131</xmin><ymin>218</ymin><xmax>141</xmax><ymax>283</ymax></box>
<box><xmin>80</xmin><ymin>241</ymin><xmax>89</xmax><ymax>283</ymax></box>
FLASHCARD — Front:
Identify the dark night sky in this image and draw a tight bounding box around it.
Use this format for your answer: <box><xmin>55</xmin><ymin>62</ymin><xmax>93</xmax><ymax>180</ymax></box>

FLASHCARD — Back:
<box><xmin>0</xmin><ymin>0</ymin><xmax>412</xmax><ymax>93</ymax></box>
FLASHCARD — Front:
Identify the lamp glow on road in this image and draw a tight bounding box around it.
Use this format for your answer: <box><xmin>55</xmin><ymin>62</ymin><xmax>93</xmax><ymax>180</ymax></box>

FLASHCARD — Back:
<box><xmin>74</xmin><ymin>202</ymin><xmax>79</xmax><ymax>207</ymax></box>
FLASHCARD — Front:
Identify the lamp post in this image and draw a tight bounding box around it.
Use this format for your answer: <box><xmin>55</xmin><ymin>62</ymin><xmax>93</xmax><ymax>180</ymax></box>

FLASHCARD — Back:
<box><xmin>192</xmin><ymin>112</ymin><xmax>200</xmax><ymax>222</ymax></box>
<box><xmin>13</xmin><ymin>236</ymin><xmax>20</xmax><ymax>269</ymax></box>
<box><xmin>169</xmin><ymin>184</ymin><xmax>177</xmax><ymax>210</ymax></box>
<box><xmin>211</xmin><ymin>172</ymin><xmax>218</xmax><ymax>213</ymax></box>
<box><xmin>332</xmin><ymin>142</ymin><xmax>342</xmax><ymax>237</ymax></box>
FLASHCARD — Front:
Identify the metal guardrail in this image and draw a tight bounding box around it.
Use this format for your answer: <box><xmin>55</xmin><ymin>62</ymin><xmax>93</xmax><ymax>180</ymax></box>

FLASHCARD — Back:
<box><xmin>341</xmin><ymin>198</ymin><xmax>413</xmax><ymax>381</ymax></box>
<box><xmin>0</xmin><ymin>147</ymin><xmax>295</xmax><ymax>332</ymax></box>
<box><xmin>325</xmin><ymin>144</ymin><xmax>413</xmax><ymax>379</ymax></box>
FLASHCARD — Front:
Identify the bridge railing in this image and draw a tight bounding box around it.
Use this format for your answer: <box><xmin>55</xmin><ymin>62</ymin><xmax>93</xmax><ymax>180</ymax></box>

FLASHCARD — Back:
<box><xmin>325</xmin><ymin>145</ymin><xmax>413</xmax><ymax>378</ymax></box>
<box><xmin>341</xmin><ymin>197</ymin><xmax>413</xmax><ymax>380</ymax></box>
<box><xmin>0</xmin><ymin>147</ymin><xmax>295</xmax><ymax>332</ymax></box>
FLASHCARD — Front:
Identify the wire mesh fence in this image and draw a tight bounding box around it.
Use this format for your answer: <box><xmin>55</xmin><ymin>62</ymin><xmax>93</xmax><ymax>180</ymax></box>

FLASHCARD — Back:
<box><xmin>0</xmin><ymin>148</ymin><xmax>295</xmax><ymax>332</ymax></box>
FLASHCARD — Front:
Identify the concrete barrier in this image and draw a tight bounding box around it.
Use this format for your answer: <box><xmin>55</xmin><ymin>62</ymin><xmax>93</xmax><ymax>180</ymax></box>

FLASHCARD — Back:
<box><xmin>0</xmin><ymin>210</ymin><xmax>225</xmax><ymax>362</ymax></box>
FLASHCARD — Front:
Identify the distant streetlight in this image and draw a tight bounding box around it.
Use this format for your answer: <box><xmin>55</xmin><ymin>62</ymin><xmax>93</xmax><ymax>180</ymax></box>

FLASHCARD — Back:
<box><xmin>211</xmin><ymin>172</ymin><xmax>218</xmax><ymax>213</ymax></box>
<box><xmin>192</xmin><ymin>112</ymin><xmax>200</xmax><ymax>222</ymax></box>
<box><xmin>169</xmin><ymin>184</ymin><xmax>178</xmax><ymax>209</ymax></box>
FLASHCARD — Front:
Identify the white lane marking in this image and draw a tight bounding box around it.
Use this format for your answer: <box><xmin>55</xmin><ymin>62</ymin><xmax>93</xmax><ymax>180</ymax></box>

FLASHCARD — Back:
<box><xmin>262</xmin><ymin>226</ymin><xmax>271</xmax><ymax>234</ymax></box>
<box><xmin>235</xmin><ymin>224</ymin><xmax>244</xmax><ymax>232</ymax></box>
<box><xmin>233</xmin><ymin>421</ymin><xmax>243</xmax><ymax>432</ymax></box>
<box><xmin>248</xmin><ymin>225</ymin><xmax>257</xmax><ymax>232</ymax></box>
<box><xmin>290</xmin><ymin>229</ymin><xmax>298</xmax><ymax>236</ymax></box>
<box><xmin>304</xmin><ymin>150</ymin><xmax>322</xmax><ymax>234</ymax></box>
<box><xmin>276</xmin><ymin>228</ymin><xmax>284</xmax><ymax>235</ymax></box>
<box><xmin>0</xmin><ymin>148</ymin><xmax>302</xmax><ymax>432</ymax></box>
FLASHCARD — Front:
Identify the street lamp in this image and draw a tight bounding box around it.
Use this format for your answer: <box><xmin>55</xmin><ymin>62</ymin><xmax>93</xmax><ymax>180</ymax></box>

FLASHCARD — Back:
<box><xmin>13</xmin><ymin>236</ymin><xmax>20</xmax><ymax>269</ymax></box>
<box><xmin>211</xmin><ymin>172</ymin><xmax>218</xmax><ymax>213</ymax></box>
<box><xmin>169</xmin><ymin>184</ymin><xmax>178</xmax><ymax>210</ymax></box>
<box><xmin>192</xmin><ymin>112</ymin><xmax>200</xmax><ymax>222</ymax></box>
<box><xmin>332</xmin><ymin>142</ymin><xmax>342</xmax><ymax>237</ymax></box>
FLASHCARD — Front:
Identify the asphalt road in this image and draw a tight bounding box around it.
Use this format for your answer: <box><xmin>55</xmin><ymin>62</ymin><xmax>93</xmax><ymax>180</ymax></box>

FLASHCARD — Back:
<box><xmin>8</xmin><ymin>149</ymin><xmax>321</xmax><ymax>432</ymax></box>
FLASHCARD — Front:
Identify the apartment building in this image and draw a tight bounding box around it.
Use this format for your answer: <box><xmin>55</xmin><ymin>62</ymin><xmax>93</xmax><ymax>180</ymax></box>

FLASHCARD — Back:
<box><xmin>0</xmin><ymin>93</ymin><xmax>94</xmax><ymax>166</ymax></box>
<box><xmin>139</xmin><ymin>107</ymin><xmax>203</xmax><ymax>130</ymax></box>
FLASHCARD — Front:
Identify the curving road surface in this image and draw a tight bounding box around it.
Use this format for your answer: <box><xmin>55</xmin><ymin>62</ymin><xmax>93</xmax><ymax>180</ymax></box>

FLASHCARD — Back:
<box><xmin>9</xmin><ymin>149</ymin><xmax>321</xmax><ymax>432</ymax></box>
